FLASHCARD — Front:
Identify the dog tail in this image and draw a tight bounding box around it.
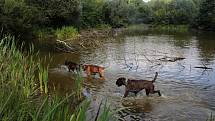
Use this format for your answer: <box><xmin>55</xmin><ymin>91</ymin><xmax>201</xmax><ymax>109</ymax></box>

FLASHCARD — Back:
<box><xmin>152</xmin><ymin>72</ymin><xmax>158</xmax><ymax>83</ymax></box>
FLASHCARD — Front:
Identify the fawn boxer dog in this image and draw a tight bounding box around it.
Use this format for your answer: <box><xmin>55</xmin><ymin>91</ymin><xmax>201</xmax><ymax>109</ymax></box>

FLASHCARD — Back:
<box><xmin>83</xmin><ymin>64</ymin><xmax>105</xmax><ymax>78</ymax></box>
<box><xmin>116</xmin><ymin>72</ymin><xmax>161</xmax><ymax>98</ymax></box>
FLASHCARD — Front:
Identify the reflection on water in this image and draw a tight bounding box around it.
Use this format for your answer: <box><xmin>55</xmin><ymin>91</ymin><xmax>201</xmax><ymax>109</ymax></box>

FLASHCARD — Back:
<box><xmin>39</xmin><ymin>31</ymin><xmax>215</xmax><ymax>121</ymax></box>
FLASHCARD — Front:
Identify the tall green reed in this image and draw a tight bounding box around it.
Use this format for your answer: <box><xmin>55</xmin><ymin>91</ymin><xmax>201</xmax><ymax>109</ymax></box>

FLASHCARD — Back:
<box><xmin>207</xmin><ymin>113</ymin><xmax>215</xmax><ymax>121</ymax></box>
<box><xmin>38</xmin><ymin>65</ymin><xmax>48</xmax><ymax>94</ymax></box>
<box><xmin>0</xmin><ymin>35</ymin><xmax>115</xmax><ymax>121</ymax></box>
<box><xmin>0</xmin><ymin>36</ymin><xmax>73</xmax><ymax>121</ymax></box>
<box><xmin>74</xmin><ymin>72</ymin><xmax>84</xmax><ymax>100</ymax></box>
<box><xmin>70</xmin><ymin>100</ymin><xmax>90</xmax><ymax>121</ymax></box>
<box><xmin>95</xmin><ymin>100</ymin><xmax>125</xmax><ymax>121</ymax></box>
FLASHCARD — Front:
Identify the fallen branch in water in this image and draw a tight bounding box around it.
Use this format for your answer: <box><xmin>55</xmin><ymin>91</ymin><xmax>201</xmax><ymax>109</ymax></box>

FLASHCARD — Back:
<box><xmin>194</xmin><ymin>66</ymin><xmax>213</xmax><ymax>70</ymax></box>
<box><xmin>94</xmin><ymin>100</ymin><xmax>103</xmax><ymax>121</ymax></box>
<box><xmin>158</xmin><ymin>56</ymin><xmax>185</xmax><ymax>62</ymax></box>
<box><xmin>56</xmin><ymin>39</ymin><xmax>74</xmax><ymax>50</ymax></box>
<box><xmin>194</xmin><ymin>62</ymin><xmax>213</xmax><ymax>70</ymax></box>
<box><xmin>55</xmin><ymin>39</ymin><xmax>77</xmax><ymax>52</ymax></box>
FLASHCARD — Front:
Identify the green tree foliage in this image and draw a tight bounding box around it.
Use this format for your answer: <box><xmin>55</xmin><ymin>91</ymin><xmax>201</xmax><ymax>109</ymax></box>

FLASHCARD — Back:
<box><xmin>80</xmin><ymin>0</ymin><xmax>105</xmax><ymax>28</ymax></box>
<box><xmin>193</xmin><ymin>0</ymin><xmax>215</xmax><ymax>30</ymax></box>
<box><xmin>149</xmin><ymin>0</ymin><xmax>198</xmax><ymax>25</ymax></box>
<box><xmin>26</xmin><ymin>0</ymin><xmax>81</xmax><ymax>28</ymax></box>
<box><xmin>0</xmin><ymin>0</ymin><xmax>214</xmax><ymax>38</ymax></box>
<box><xmin>102</xmin><ymin>0</ymin><xmax>130</xmax><ymax>27</ymax></box>
<box><xmin>0</xmin><ymin>0</ymin><xmax>41</xmax><ymax>36</ymax></box>
<box><xmin>129</xmin><ymin>0</ymin><xmax>153</xmax><ymax>24</ymax></box>
<box><xmin>0</xmin><ymin>0</ymin><xmax>81</xmax><ymax>37</ymax></box>
<box><xmin>101</xmin><ymin>0</ymin><xmax>152</xmax><ymax>27</ymax></box>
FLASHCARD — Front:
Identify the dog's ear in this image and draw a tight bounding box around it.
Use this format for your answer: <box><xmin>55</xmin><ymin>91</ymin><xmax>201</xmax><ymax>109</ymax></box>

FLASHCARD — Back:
<box><xmin>116</xmin><ymin>77</ymin><xmax>126</xmax><ymax>87</ymax></box>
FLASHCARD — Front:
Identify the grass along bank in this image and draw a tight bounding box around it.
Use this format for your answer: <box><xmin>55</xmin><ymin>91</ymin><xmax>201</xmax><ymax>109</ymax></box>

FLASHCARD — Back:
<box><xmin>122</xmin><ymin>24</ymin><xmax>189</xmax><ymax>36</ymax></box>
<box><xmin>34</xmin><ymin>24</ymin><xmax>112</xmax><ymax>42</ymax></box>
<box><xmin>34</xmin><ymin>26</ymin><xmax>79</xmax><ymax>42</ymax></box>
<box><xmin>0</xmin><ymin>36</ymin><xmax>115</xmax><ymax>121</ymax></box>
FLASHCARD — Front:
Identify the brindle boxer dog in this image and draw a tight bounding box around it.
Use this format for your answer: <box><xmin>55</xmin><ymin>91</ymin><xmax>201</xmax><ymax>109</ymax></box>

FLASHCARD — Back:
<box><xmin>83</xmin><ymin>64</ymin><xmax>105</xmax><ymax>78</ymax></box>
<box><xmin>116</xmin><ymin>72</ymin><xmax>161</xmax><ymax>98</ymax></box>
<box><xmin>65</xmin><ymin>60</ymin><xmax>80</xmax><ymax>72</ymax></box>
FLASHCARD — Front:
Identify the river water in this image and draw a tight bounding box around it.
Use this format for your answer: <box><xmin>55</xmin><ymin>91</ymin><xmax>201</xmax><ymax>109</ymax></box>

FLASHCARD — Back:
<box><xmin>39</xmin><ymin>30</ymin><xmax>215</xmax><ymax>121</ymax></box>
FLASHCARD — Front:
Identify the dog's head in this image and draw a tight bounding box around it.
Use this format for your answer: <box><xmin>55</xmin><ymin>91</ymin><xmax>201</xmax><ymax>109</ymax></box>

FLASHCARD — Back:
<box><xmin>116</xmin><ymin>77</ymin><xmax>126</xmax><ymax>87</ymax></box>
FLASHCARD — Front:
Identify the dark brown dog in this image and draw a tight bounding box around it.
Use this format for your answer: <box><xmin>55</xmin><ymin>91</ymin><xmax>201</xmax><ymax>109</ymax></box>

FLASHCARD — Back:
<box><xmin>65</xmin><ymin>60</ymin><xmax>80</xmax><ymax>72</ymax></box>
<box><xmin>83</xmin><ymin>64</ymin><xmax>105</xmax><ymax>78</ymax></box>
<box><xmin>116</xmin><ymin>72</ymin><xmax>161</xmax><ymax>98</ymax></box>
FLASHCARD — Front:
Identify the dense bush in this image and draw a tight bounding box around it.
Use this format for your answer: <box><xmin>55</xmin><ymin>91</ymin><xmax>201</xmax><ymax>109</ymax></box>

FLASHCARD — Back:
<box><xmin>80</xmin><ymin>0</ymin><xmax>105</xmax><ymax>28</ymax></box>
<box><xmin>0</xmin><ymin>0</ymin><xmax>41</xmax><ymax>36</ymax></box>
<box><xmin>26</xmin><ymin>0</ymin><xmax>81</xmax><ymax>28</ymax></box>
<box><xmin>149</xmin><ymin>0</ymin><xmax>198</xmax><ymax>25</ymax></box>
<box><xmin>192</xmin><ymin>0</ymin><xmax>215</xmax><ymax>31</ymax></box>
<box><xmin>0</xmin><ymin>0</ymin><xmax>214</xmax><ymax>40</ymax></box>
<box><xmin>0</xmin><ymin>0</ymin><xmax>81</xmax><ymax>38</ymax></box>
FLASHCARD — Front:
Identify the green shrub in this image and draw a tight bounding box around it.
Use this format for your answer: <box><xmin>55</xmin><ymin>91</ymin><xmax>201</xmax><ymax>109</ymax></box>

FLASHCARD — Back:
<box><xmin>96</xmin><ymin>24</ymin><xmax>112</xmax><ymax>30</ymax></box>
<box><xmin>55</xmin><ymin>26</ymin><xmax>79</xmax><ymax>40</ymax></box>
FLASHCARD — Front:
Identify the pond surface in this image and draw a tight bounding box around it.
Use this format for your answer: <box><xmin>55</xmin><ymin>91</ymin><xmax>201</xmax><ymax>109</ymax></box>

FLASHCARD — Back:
<box><xmin>39</xmin><ymin>31</ymin><xmax>215</xmax><ymax>121</ymax></box>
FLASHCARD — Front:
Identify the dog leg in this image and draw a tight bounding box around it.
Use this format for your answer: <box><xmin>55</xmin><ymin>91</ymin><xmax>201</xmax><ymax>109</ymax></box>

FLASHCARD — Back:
<box><xmin>123</xmin><ymin>90</ymin><xmax>129</xmax><ymax>98</ymax></box>
<box><xmin>153</xmin><ymin>90</ymin><xmax>161</xmax><ymax>96</ymax></box>
<box><xmin>99</xmin><ymin>70</ymin><xmax>104</xmax><ymax>78</ymax></box>
<box><xmin>134</xmin><ymin>92</ymin><xmax>138</xmax><ymax>96</ymax></box>
<box><xmin>99</xmin><ymin>73</ymin><xmax>103</xmax><ymax>78</ymax></box>
<box><xmin>145</xmin><ymin>89</ymin><xmax>150</xmax><ymax>96</ymax></box>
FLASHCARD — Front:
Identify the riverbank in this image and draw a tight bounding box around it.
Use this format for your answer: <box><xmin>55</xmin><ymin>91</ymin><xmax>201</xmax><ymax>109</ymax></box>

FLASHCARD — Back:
<box><xmin>34</xmin><ymin>24</ymin><xmax>215</xmax><ymax>53</ymax></box>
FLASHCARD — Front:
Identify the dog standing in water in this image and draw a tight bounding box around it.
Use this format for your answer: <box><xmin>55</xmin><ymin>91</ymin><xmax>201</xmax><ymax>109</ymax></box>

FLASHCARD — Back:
<box><xmin>83</xmin><ymin>64</ymin><xmax>105</xmax><ymax>78</ymax></box>
<box><xmin>65</xmin><ymin>60</ymin><xmax>80</xmax><ymax>72</ymax></box>
<box><xmin>116</xmin><ymin>72</ymin><xmax>161</xmax><ymax>98</ymax></box>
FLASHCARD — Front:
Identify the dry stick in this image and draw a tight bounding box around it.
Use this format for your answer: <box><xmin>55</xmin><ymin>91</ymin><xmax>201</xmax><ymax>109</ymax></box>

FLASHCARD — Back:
<box><xmin>194</xmin><ymin>62</ymin><xmax>213</xmax><ymax>70</ymax></box>
<box><xmin>56</xmin><ymin>39</ymin><xmax>75</xmax><ymax>51</ymax></box>
<box><xmin>94</xmin><ymin>100</ymin><xmax>103</xmax><ymax>121</ymax></box>
<box><xmin>79</xmin><ymin>40</ymin><xmax>87</xmax><ymax>49</ymax></box>
<box><xmin>142</xmin><ymin>52</ymin><xmax>153</xmax><ymax>63</ymax></box>
<box><xmin>123</xmin><ymin>56</ymin><xmax>131</xmax><ymax>70</ymax></box>
<box><xmin>194</xmin><ymin>66</ymin><xmax>213</xmax><ymax>70</ymax></box>
<box><xmin>133</xmin><ymin>38</ymin><xmax>139</xmax><ymax>71</ymax></box>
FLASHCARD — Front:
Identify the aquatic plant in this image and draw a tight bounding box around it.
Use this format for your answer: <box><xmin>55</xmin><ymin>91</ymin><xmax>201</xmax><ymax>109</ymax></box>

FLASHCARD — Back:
<box><xmin>95</xmin><ymin>99</ymin><xmax>126</xmax><ymax>121</ymax></box>
<box><xmin>74</xmin><ymin>72</ymin><xmax>84</xmax><ymax>101</ymax></box>
<box><xmin>55</xmin><ymin>26</ymin><xmax>79</xmax><ymax>41</ymax></box>
<box><xmin>207</xmin><ymin>113</ymin><xmax>215</xmax><ymax>121</ymax></box>
<box><xmin>38</xmin><ymin>65</ymin><xmax>49</xmax><ymax>94</ymax></box>
<box><xmin>0</xmin><ymin>35</ymin><xmax>117</xmax><ymax>121</ymax></box>
<box><xmin>0</xmin><ymin>36</ymin><xmax>75</xmax><ymax>120</ymax></box>
<box><xmin>70</xmin><ymin>100</ymin><xmax>90</xmax><ymax>121</ymax></box>
<box><xmin>33</xmin><ymin>28</ymin><xmax>55</xmax><ymax>41</ymax></box>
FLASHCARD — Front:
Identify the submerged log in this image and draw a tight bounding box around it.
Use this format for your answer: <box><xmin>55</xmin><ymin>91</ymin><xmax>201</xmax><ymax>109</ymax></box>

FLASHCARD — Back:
<box><xmin>194</xmin><ymin>66</ymin><xmax>213</xmax><ymax>70</ymax></box>
<box><xmin>158</xmin><ymin>56</ymin><xmax>185</xmax><ymax>62</ymax></box>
